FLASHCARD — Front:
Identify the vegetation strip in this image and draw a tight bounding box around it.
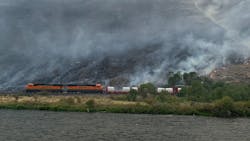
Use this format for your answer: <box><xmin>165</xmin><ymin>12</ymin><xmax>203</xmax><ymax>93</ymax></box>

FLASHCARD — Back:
<box><xmin>0</xmin><ymin>95</ymin><xmax>250</xmax><ymax>118</ymax></box>
<box><xmin>1</xmin><ymin>72</ymin><xmax>250</xmax><ymax>117</ymax></box>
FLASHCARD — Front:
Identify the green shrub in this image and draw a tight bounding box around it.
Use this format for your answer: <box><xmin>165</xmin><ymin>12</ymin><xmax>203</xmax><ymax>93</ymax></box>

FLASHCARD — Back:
<box><xmin>213</xmin><ymin>96</ymin><xmax>234</xmax><ymax>117</ymax></box>
<box><xmin>234</xmin><ymin>101</ymin><xmax>250</xmax><ymax>116</ymax></box>
<box><xmin>59</xmin><ymin>97</ymin><xmax>75</xmax><ymax>105</ymax></box>
<box><xmin>178</xmin><ymin>87</ymin><xmax>188</xmax><ymax>97</ymax></box>
<box><xmin>85</xmin><ymin>99</ymin><xmax>95</xmax><ymax>108</ymax></box>
<box><xmin>110</xmin><ymin>95</ymin><xmax>128</xmax><ymax>101</ymax></box>
<box><xmin>156</xmin><ymin>93</ymin><xmax>169</xmax><ymax>103</ymax></box>
<box><xmin>127</xmin><ymin>89</ymin><xmax>138</xmax><ymax>101</ymax></box>
<box><xmin>143</xmin><ymin>96</ymin><xmax>157</xmax><ymax>105</ymax></box>
<box><xmin>139</xmin><ymin>83</ymin><xmax>157</xmax><ymax>97</ymax></box>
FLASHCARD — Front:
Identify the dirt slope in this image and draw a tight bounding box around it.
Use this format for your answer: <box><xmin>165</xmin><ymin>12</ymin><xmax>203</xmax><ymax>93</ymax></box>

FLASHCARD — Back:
<box><xmin>209</xmin><ymin>60</ymin><xmax>250</xmax><ymax>83</ymax></box>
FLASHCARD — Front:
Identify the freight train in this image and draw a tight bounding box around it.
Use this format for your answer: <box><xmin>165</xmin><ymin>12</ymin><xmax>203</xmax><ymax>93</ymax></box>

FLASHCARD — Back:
<box><xmin>25</xmin><ymin>83</ymin><xmax>103</xmax><ymax>93</ymax></box>
<box><xmin>25</xmin><ymin>83</ymin><xmax>182</xmax><ymax>94</ymax></box>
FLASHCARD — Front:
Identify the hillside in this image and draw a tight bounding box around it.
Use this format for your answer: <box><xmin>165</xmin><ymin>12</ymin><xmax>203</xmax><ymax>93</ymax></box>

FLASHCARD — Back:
<box><xmin>0</xmin><ymin>0</ymin><xmax>249</xmax><ymax>90</ymax></box>
<box><xmin>209</xmin><ymin>60</ymin><xmax>250</xmax><ymax>83</ymax></box>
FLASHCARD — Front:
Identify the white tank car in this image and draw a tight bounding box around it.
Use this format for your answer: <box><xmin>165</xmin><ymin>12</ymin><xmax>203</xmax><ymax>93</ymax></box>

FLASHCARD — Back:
<box><xmin>131</xmin><ymin>87</ymin><xmax>138</xmax><ymax>91</ymax></box>
<box><xmin>157</xmin><ymin>88</ymin><xmax>166</xmax><ymax>93</ymax></box>
<box><xmin>107</xmin><ymin>86</ymin><xmax>115</xmax><ymax>93</ymax></box>
<box><xmin>178</xmin><ymin>88</ymin><xmax>182</xmax><ymax>92</ymax></box>
<box><xmin>122</xmin><ymin>87</ymin><xmax>131</xmax><ymax>92</ymax></box>
<box><xmin>165</xmin><ymin>88</ymin><xmax>173</xmax><ymax>94</ymax></box>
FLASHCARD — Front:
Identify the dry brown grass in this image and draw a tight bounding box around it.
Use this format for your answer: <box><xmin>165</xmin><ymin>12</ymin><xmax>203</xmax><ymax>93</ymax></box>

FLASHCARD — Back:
<box><xmin>0</xmin><ymin>95</ymin><xmax>146</xmax><ymax>106</ymax></box>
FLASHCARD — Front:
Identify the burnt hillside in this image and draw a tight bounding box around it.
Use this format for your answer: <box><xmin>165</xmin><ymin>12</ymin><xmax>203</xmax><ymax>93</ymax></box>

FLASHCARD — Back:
<box><xmin>0</xmin><ymin>0</ymin><xmax>249</xmax><ymax>90</ymax></box>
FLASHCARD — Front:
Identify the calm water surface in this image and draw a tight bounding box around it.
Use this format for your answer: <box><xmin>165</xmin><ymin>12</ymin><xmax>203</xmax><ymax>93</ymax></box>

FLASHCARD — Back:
<box><xmin>0</xmin><ymin>110</ymin><xmax>249</xmax><ymax>141</ymax></box>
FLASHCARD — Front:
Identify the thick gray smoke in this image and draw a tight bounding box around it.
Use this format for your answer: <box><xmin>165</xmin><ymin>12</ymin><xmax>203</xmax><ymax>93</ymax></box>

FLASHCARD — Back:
<box><xmin>0</xmin><ymin>0</ymin><xmax>249</xmax><ymax>89</ymax></box>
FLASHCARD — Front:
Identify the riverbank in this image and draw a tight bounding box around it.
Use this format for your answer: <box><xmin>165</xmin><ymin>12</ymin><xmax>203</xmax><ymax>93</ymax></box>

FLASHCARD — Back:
<box><xmin>0</xmin><ymin>94</ymin><xmax>250</xmax><ymax>117</ymax></box>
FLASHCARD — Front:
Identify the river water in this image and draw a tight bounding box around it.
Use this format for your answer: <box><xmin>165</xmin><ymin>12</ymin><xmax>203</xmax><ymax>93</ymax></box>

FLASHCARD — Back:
<box><xmin>0</xmin><ymin>110</ymin><xmax>249</xmax><ymax>141</ymax></box>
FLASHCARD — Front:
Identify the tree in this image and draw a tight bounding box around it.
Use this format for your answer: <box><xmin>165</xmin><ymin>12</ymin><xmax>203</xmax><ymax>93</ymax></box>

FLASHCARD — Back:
<box><xmin>127</xmin><ymin>89</ymin><xmax>138</xmax><ymax>101</ymax></box>
<box><xmin>139</xmin><ymin>83</ymin><xmax>156</xmax><ymax>97</ymax></box>
<box><xmin>188</xmin><ymin>80</ymin><xmax>209</xmax><ymax>101</ymax></box>
<box><xmin>183</xmin><ymin>72</ymin><xmax>199</xmax><ymax>85</ymax></box>
<box><xmin>168</xmin><ymin>72</ymin><xmax>182</xmax><ymax>86</ymax></box>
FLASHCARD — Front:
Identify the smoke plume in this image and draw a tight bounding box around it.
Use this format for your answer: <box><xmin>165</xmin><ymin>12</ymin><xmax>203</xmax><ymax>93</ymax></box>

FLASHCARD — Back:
<box><xmin>0</xmin><ymin>0</ymin><xmax>249</xmax><ymax>89</ymax></box>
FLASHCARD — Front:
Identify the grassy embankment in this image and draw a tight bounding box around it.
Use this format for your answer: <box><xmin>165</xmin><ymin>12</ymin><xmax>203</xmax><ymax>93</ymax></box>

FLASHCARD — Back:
<box><xmin>1</xmin><ymin>72</ymin><xmax>250</xmax><ymax>117</ymax></box>
<box><xmin>0</xmin><ymin>94</ymin><xmax>250</xmax><ymax>117</ymax></box>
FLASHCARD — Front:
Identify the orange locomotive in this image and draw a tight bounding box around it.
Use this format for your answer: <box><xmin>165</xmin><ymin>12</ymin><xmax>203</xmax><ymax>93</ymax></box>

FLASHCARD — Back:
<box><xmin>25</xmin><ymin>83</ymin><xmax>63</xmax><ymax>93</ymax></box>
<box><xmin>25</xmin><ymin>83</ymin><xmax>103</xmax><ymax>93</ymax></box>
